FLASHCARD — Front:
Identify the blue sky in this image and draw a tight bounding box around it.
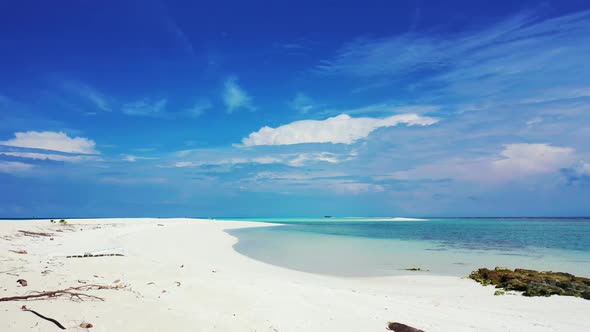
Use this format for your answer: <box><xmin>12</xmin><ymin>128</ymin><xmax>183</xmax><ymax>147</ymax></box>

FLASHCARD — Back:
<box><xmin>1</xmin><ymin>0</ymin><xmax>590</xmax><ymax>217</ymax></box>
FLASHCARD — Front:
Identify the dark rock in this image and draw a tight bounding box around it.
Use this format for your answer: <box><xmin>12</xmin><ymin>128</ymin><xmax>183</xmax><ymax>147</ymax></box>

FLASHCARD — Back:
<box><xmin>387</xmin><ymin>322</ymin><xmax>425</xmax><ymax>332</ymax></box>
<box><xmin>524</xmin><ymin>281</ymin><xmax>564</xmax><ymax>297</ymax></box>
<box><xmin>80</xmin><ymin>322</ymin><xmax>93</xmax><ymax>328</ymax></box>
<box><xmin>404</xmin><ymin>267</ymin><xmax>428</xmax><ymax>271</ymax></box>
<box><xmin>469</xmin><ymin>267</ymin><xmax>590</xmax><ymax>300</ymax></box>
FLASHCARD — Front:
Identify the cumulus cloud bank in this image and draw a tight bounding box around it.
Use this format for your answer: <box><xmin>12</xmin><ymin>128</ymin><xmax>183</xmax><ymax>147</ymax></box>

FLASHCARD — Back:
<box><xmin>0</xmin><ymin>131</ymin><xmax>98</xmax><ymax>154</ymax></box>
<box><xmin>242</xmin><ymin>113</ymin><xmax>438</xmax><ymax>146</ymax></box>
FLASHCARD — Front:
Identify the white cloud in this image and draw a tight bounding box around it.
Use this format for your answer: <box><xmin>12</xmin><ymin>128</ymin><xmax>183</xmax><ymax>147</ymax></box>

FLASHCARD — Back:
<box><xmin>122</xmin><ymin>99</ymin><xmax>168</xmax><ymax>117</ymax></box>
<box><xmin>289</xmin><ymin>93</ymin><xmax>314</xmax><ymax>114</ymax></box>
<box><xmin>223</xmin><ymin>77</ymin><xmax>255</xmax><ymax>113</ymax></box>
<box><xmin>0</xmin><ymin>152</ymin><xmax>100</xmax><ymax>162</ymax></box>
<box><xmin>242</xmin><ymin>113</ymin><xmax>438</xmax><ymax>146</ymax></box>
<box><xmin>0</xmin><ymin>161</ymin><xmax>33</xmax><ymax>174</ymax></box>
<box><xmin>0</xmin><ymin>131</ymin><xmax>98</xmax><ymax>154</ymax></box>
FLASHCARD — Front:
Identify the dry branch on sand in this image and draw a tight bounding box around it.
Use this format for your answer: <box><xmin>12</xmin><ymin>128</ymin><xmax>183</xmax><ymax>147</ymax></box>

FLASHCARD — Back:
<box><xmin>20</xmin><ymin>305</ymin><xmax>66</xmax><ymax>330</ymax></box>
<box><xmin>0</xmin><ymin>284</ymin><xmax>124</xmax><ymax>302</ymax></box>
<box><xmin>8</xmin><ymin>249</ymin><xmax>28</xmax><ymax>254</ymax></box>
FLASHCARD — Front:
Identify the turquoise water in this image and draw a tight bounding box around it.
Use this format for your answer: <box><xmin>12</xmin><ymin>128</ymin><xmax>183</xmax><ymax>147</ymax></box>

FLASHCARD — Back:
<box><xmin>224</xmin><ymin>217</ymin><xmax>590</xmax><ymax>277</ymax></box>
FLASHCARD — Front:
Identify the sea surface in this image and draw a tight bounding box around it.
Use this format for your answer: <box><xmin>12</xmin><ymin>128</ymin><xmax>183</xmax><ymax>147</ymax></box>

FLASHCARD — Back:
<box><xmin>223</xmin><ymin>217</ymin><xmax>590</xmax><ymax>277</ymax></box>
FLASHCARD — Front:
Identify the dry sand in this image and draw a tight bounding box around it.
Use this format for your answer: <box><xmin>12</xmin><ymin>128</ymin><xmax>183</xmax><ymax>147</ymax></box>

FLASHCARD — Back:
<box><xmin>0</xmin><ymin>218</ymin><xmax>588</xmax><ymax>331</ymax></box>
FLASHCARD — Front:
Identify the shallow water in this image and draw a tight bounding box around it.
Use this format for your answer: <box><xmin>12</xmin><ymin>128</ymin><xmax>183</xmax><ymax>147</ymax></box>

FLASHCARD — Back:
<box><xmin>224</xmin><ymin>218</ymin><xmax>590</xmax><ymax>277</ymax></box>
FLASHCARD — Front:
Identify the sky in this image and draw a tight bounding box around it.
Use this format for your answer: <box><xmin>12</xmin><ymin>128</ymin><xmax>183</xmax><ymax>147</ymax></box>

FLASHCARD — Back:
<box><xmin>1</xmin><ymin>0</ymin><xmax>590</xmax><ymax>218</ymax></box>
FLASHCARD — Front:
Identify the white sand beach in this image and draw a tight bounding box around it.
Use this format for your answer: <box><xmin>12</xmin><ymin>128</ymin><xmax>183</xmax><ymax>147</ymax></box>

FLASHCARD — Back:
<box><xmin>0</xmin><ymin>218</ymin><xmax>588</xmax><ymax>332</ymax></box>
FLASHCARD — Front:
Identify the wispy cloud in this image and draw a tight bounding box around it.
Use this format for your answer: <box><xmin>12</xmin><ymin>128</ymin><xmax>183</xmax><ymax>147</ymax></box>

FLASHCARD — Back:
<box><xmin>0</xmin><ymin>131</ymin><xmax>98</xmax><ymax>154</ymax></box>
<box><xmin>317</xmin><ymin>10</ymin><xmax>590</xmax><ymax>106</ymax></box>
<box><xmin>561</xmin><ymin>161</ymin><xmax>590</xmax><ymax>185</ymax></box>
<box><xmin>492</xmin><ymin>143</ymin><xmax>575</xmax><ymax>178</ymax></box>
<box><xmin>289</xmin><ymin>93</ymin><xmax>314</xmax><ymax>114</ymax></box>
<box><xmin>316</xmin><ymin>103</ymin><xmax>440</xmax><ymax>118</ymax></box>
<box><xmin>184</xmin><ymin>99</ymin><xmax>212</xmax><ymax>118</ymax></box>
<box><xmin>382</xmin><ymin>143</ymin><xmax>578</xmax><ymax>184</ymax></box>
<box><xmin>164</xmin><ymin>17</ymin><xmax>194</xmax><ymax>55</ymax></box>
<box><xmin>123</xmin><ymin>155</ymin><xmax>158</xmax><ymax>162</ymax></box>
<box><xmin>174</xmin><ymin>151</ymin><xmax>349</xmax><ymax>168</ymax></box>
<box><xmin>242</xmin><ymin>113</ymin><xmax>438</xmax><ymax>146</ymax></box>
<box><xmin>122</xmin><ymin>97</ymin><xmax>211</xmax><ymax>119</ymax></box>
<box><xmin>0</xmin><ymin>160</ymin><xmax>33</xmax><ymax>174</ymax></box>
<box><xmin>222</xmin><ymin>77</ymin><xmax>255</xmax><ymax>113</ymax></box>
<box><xmin>61</xmin><ymin>80</ymin><xmax>112</xmax><ymax>112</ymax></box>
<box><xmin>240</xmin><ymin>170</ymin><xmax>384</xmax><ymax>195</ymax></box>
<box><xmin>99</xmin><ymin>176</ymin><xmax>168</xmax><ymax>185</ymax></box>
<box><xmin>122</xmin><ymin>98</ymin><xmax>168</xmax><ymax>118</ymax></box>
<box><xmin>330</xmin><ymin>182</ymin><xmax>385</xmax><ymax>194</ymax></box>
<box><xmin>0</xmin><ymin>152</ymin><xmax>100</xmax><ymax>163</ymax></box>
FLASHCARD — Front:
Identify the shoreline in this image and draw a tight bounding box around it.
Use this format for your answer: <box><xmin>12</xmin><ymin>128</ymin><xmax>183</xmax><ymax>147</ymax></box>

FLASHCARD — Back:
<box><xmin>1</xmin><ymin>218</ymin><xmax>588</xmax><ymax>331</ymax></box>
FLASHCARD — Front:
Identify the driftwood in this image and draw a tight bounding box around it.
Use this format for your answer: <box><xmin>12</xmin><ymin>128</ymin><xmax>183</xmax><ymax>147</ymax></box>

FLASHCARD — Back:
<box><xmin>66</xmin><ymin>253</ymin><xmax>124</xmax><ymax>258</ymax></box>
<box><xmin>18</xmin><ymin>230</ymin><xmax>53</xmax><ymax>237</ymax></box>
<box><xmin>9</xmin><ymin>249</ymin><xmax>28</xmax><ymax>254</ymax></box>
<box><xmin>21</xmin><ymin>305</ymin><xmax>66</xmax><ymax>330</ymax></box>
<box><xmin>387</xmin><ymin>322</ymin><xmax>425</xmax><ymax>332</ymax></box>
<box><xmin>0</xmin><ymin>284</ymin><xmax>123</xmax><ymax>302</ymax></box>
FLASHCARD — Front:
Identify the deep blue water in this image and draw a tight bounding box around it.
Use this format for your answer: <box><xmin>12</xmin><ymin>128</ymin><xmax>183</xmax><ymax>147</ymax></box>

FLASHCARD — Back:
<box><xmin>224</xmin><ymin>218</ymin><xmax>590</xmax><ymax>277</ymax></box>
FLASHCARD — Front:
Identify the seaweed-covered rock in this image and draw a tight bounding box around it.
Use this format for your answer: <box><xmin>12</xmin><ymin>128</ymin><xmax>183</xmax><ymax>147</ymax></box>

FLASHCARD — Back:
<box><xmin>469</xmin><ymin>267</ymin><xmax>590</xmax><ymax>299</ymax></box>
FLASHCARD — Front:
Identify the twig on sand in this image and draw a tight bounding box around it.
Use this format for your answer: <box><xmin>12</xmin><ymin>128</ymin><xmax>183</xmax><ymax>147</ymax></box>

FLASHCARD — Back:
<box><xmin>9</xmin><ymin>249</ymin><xmax>28</xmax><ymax>254</ymax></box>
<box><xmin>66</xmin><ymin>253</ymin><xmax>124</xmax><ymax>258</ymax></box>
<box><xmin>387</xmin><ymin>322</ymin><xmax>426</xmax><ymax>332</ymax></box>
<box><xmin>0</xmin><ymin>267</ymin><xmax>23</xmax><ymax>274</ymax></box>
<box><xmin>0</xmin><ymin>284</ymin><xmax>124</xmax><ymax>302</ymax></box>
<box><xmin>20</xmin><ymin>305</ymin><xmax>66</xmax><ymax>330</ymax></box>
<box><xmin>18</xmin><ymin>230</ymin><xmax>53</xmax><ymax>237</ymax></box>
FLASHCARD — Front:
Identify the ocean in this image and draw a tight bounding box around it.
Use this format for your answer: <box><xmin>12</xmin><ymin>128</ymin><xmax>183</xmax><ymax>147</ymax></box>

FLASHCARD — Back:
<box><xmin>223</xmin><ymin>217</ymin><xmax>590</xmax><ymax>277</ymax></box>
